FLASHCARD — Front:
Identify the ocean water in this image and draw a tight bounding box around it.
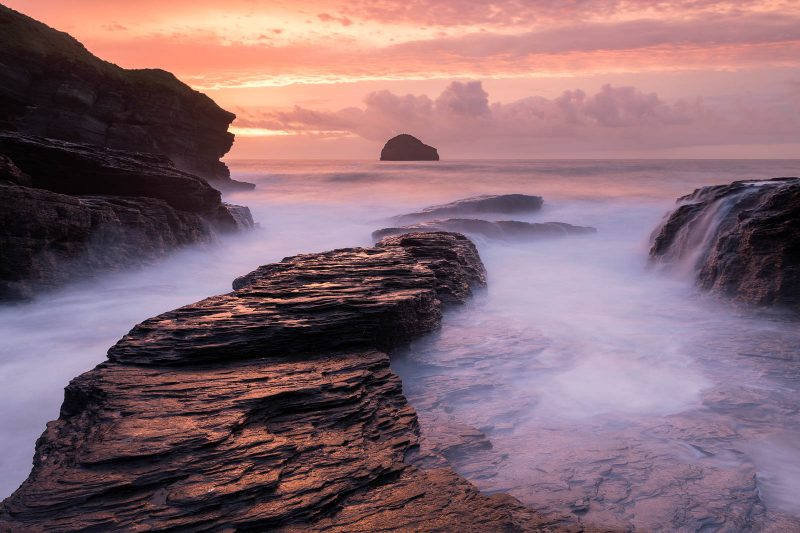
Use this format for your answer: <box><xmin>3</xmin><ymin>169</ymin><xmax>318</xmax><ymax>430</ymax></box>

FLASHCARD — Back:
<box><xmin>1</xmin><ymin>159</ymin><xmax>799</xmax><ymax>531</ymax></box>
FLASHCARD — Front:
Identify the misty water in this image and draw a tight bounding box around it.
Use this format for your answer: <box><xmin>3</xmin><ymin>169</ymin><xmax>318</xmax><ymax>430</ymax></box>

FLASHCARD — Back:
<box><xmin>2</xmin><ymin>159</ymin><xmax>800</xmax><ymax>531</ymax></box>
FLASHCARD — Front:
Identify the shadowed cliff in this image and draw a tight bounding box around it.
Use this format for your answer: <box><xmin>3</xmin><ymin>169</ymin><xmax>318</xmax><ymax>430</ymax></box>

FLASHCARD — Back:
<box><xmin>0</xmin><ymin>4</ymin><xmax>243</xmax><ymax>187</ymax></box>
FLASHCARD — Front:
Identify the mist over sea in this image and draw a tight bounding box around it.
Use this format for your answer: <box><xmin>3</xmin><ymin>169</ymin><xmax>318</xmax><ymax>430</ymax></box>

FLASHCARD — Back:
<box><xmin>2</xmin><ymin>159</ymin><xmax>799</xmax><ymax>530</ymax></box>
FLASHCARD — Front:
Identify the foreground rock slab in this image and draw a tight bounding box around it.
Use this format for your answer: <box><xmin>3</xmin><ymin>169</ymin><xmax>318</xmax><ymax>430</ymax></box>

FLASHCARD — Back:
<box><xmin>394</xmin><ymin>194</ymin><xmax>544</xmax><ymax>224</ymax></box>
<box><xmin>0</xmin><ymin>233</ymin><xmax>574</xmax><ymax>532</ymax></box>
<box><xmin>373</xmin><ymin>218</ymin><xmax>597</xmax><ymax>242</ymax></box>
<box><xmin>650</xmin><ymin>177</ymin><xmax>800</xmax><ymax>313</ymax></box>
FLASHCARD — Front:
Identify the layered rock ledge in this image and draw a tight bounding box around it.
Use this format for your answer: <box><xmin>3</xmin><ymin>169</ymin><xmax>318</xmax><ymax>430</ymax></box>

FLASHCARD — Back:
<box><xmin>650</xmin><ymin>177</ymin><xmax>800</xmax><ymax>313</ymax></box>
<box><xmin>0</xmin><ymin>134</ymin><xmax>253</xmax><ymax>300</ymax></box>
<box><xmin>0</xmin><ymin>233</ymin><xmax>571</xmax><ymax>532</ymax></box>
<box><xmin>373</xmin><ymin>219</ymin><xmax>596</xmax><ymax>242</ymax></box>
<box><xmin>393</xmin><ymin>194</ymin><xmax>544</xmax><ymax>224</ymax></box>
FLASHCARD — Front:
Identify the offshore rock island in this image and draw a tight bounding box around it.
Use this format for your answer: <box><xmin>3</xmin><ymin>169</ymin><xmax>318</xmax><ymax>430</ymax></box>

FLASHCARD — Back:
<box><xmin>0</xmin><ymin>233</ymin><xmax>576</xmax><ymax>532</ymax></box>
<box><xmin>380</xmin><ymin>134</ymin><xmax>440</xmax><ymax>161</ymax></box>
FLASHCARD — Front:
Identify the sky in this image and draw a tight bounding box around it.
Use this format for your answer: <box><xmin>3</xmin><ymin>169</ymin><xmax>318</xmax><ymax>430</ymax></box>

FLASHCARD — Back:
<box><xmin>7</xmin><ymin>0</ymin><xmax>800</xmax><ymax>159</ymax></box>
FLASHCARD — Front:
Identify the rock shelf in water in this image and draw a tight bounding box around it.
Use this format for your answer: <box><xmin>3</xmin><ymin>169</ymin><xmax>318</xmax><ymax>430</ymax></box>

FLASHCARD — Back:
<box><xmin>393</xmin><ymin>194</ymin><xmax>544</xmax><ymax>224</ymax></box>
<box><xmin>0</xmin><ymin>232</ymin><xmax>576</xmax><ymax>532</ymax></box>
<box><xmin>650</xmin><ymin>177</ymin><xmax>800</xmax><ymax>313</ymax></box>
<box><xmin>373</xmin><ymin>218</ymin><xmax>596</xmax><ymax>242</ymax></box>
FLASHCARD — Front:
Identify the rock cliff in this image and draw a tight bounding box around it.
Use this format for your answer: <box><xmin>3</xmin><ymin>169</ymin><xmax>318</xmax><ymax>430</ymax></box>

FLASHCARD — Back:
<box><xmin>0</xmin><ymin>135</ymin><xmax>253</xmax><ymax>300</ymax></box>
<box><xmin>0</xmin><ymin>233</ymin><xmax>571</xmax><ymax>532</ymax></box>
<box><xmin>0</xmin><ymin>4</ymin><xmax>250</xmax><ymax>189</ymax></box>
<box><xmin>0</xmin><ymin>5</ymin><xmax>256</xmax><ymax>300</ymax></box>
<box><xmin>380</xmin><ymin>134</ymin><xmax>439</xmax><ymax>161</ymax></box>
<box><xmin>650</xmin><ymin>177</ymin><xmax>800</xmax><ymax>313</ymax></box>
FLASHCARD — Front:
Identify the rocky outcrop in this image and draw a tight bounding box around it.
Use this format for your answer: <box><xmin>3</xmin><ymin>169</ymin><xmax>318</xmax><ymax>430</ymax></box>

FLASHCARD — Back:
<box><xmin>0</xmin><ymin>133</ymin><xmax>221</xmax><ymax>215</ymax></box>
<box><xmin>393</xmin><ymin>194</ymin><xmax>544</xmax><ymax>224</ymax></box>
<box><xmin>650</xmin><ymin>177</ymin><xmax>800</xmax><ymax>313</ymax></box>
<box><xmin>0</xmin><ymin>137</ymin><xmax>253</xmax><ymax>300</ymax></box>
<box><xmin>0</xmin><ymin>5</ymin><xmax>251</xmax><ymax>190</ymax></box>
<box><xmin>0</xmin><ymin>182</ymin><xmax>212</xmax><ymax>300</ymax></box>
<box><xmin>0</xmin><ymin>233</ymin><xmax>570</xmax><ymax>532</ymax></box>
<box><xmin>0</xmin><ymin>7</ymin><xmax>258</xmax><ymax>299</ymax></box>
<box><xmin>380</xmin><ymin>134</ymin><xmax>439</xmax><ymax>161</ymax></box>
<box><xmin>373</xmin><ymin>219</ymin><xmax>597</xmax><ymax>241</ymax></box>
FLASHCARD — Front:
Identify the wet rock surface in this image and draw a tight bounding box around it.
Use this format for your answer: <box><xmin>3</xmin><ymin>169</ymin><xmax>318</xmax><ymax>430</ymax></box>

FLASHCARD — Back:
<box><xmin>650</xmin><ymin>177</ymin><xmax>800</xmax><ymax>313</ymax></box>
<box><xmin>0</xmin><ymin>5</ymin><xmax>244</xmax><ymax>186</ymax></box>
<box><xmin>393</xmin><ymin>194</ymin><xmax>544</xmax><ymax>224</ymax></box>
<box><xmin>380</xmin><ymin>134</ymin><xmax>439</xmax><ymax>161</ymax></box>
<box><xmin>0</xmin><ymin>233</ymin><xmax>576</xmax><ymax>532</ymax></box>
<box><xmin>393</xmin><ymin>305</ymin><xmax>800</xmax><ymax>533</ymax></box>
<box><xmin>373</xmin><ymin>219</ymin><xmax>596</xmax><ymax>241</ymax></box>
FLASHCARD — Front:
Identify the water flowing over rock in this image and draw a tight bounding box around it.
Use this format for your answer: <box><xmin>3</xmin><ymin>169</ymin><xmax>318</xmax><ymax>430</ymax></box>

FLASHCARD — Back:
<box><xmin>380</xmin><ymin>134</ymin><xmax>439</xmax><ymax>161</ymax></box>
<box><xmin>650</xmin><ymin>177</ymin><xmax>800</xmax><ymax>313</ymax></box>
<box><xmin>0</xmin><ymin>5</ymin><xmax>252</xmax><ymax>190</ymax></box>
<box><xmin>393</xmin><ymin>194</ymin><xmax>544</xmax><ymax>224</ymax></box>
<box><xmin>0</xmin><ymin>233</ymin><xmax>577</xmax><ymax>532</ymax></box>
<box><xmin>373</xmin><ymin>219</ymin><xmax>596</xmax><ymax>241</ymax></box>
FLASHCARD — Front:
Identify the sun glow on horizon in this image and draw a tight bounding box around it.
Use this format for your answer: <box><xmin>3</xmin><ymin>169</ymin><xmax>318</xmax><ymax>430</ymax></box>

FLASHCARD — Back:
<box><xmin>7</xmin><ymin>0</ymin><xmax>800</xmax><ymax>158</ymax></box>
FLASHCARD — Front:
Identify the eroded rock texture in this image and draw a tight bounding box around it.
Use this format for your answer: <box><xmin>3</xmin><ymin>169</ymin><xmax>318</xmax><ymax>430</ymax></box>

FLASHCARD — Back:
<box><xmin>0</xmin><ymin>138</ymin><xmax>253</xmax><ymax>300</ymax></box>
<box><xmin>373</xmin><ymin>219</ymin><xmax>596</xmax><ymax>242</ymax></box>
<box><xmin>380</xmin><ymin>134</ymin><xmax>439</xmax><ymax>161</ymax></box>
<box><xmin>0</xmin><ymin>133</ymin><xmax>222</xmax><ymax>215</ymax></box>
<box><xmin>0</xmin><ymin>233</ymin><xmax>572</xmax><ymax>532</ymax></box>
<box><xmin>650</xmin><ymin>178</ymin><xmax>800</xmax><ymax>312</ymax></box>
<box><xmin>0</xmin><ymin>4</ymin><xmax>247</xmax><ymax>187</ymax></box>
<box><xmin>393</xmin><ymin>194</ymin><xmax>544</xmax><ymax>224</ymax></box>
<box><xmin>0</xmin><ymin>182</ymin><xmax>212</xmax><ymax>300</ymax></box>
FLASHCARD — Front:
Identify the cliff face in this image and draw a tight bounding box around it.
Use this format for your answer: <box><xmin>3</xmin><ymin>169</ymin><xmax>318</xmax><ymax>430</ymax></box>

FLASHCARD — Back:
<box><xmin>0</xmin><ymin>233</ymin><xmax>568</xmax><ymax>532</ymax></box>
<box><xmin>650</xmin><ymin>178</ymin><xmax>800</xmax><ymax>313</ymax></box>
<box><xmin>0</xmin><ymin>4</ymin><xmax>236</xmax><ymax>184</ymax></box>
<box><xmin>0</xmin><ymin>5</ymin><xmax>256</xmax><ymax>300</ymax></box>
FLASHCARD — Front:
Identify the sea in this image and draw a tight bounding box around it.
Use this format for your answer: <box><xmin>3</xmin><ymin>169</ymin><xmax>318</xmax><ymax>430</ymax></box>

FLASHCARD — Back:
<box><xmin>2</xmin><ymin>159</ymin><xmax>799</xmax><ymax>531</ymax></box>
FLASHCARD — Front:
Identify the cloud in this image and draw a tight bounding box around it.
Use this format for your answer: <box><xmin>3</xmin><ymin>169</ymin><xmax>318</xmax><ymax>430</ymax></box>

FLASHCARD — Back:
<box><xmin>234</xmin><ymin>81</ymin><xmax>800</xmax><ymax>154</ymax></box>
<box><xmin>317</xmin><ymin>13</ymin><xmax>353</xmax><ymax>26</ymax></box>
<box><xmin>8</xmin><ymin>0</ymin><xmax>800</xmax><ymax>88</ymax></box>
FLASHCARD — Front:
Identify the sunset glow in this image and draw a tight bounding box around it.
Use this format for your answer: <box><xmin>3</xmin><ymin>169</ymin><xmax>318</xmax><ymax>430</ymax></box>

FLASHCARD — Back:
<box><xmin>7</xmin><ymin>0</ymin><xmax>800</xmax><ymax>158</ymax></box>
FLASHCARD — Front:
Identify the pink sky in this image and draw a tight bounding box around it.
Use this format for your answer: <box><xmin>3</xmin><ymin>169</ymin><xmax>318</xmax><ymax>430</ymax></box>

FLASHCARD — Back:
<box><xmin>7</xmin><ymin>0</ymin><xmax>800</xmax><ymax>158</ymax></box>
